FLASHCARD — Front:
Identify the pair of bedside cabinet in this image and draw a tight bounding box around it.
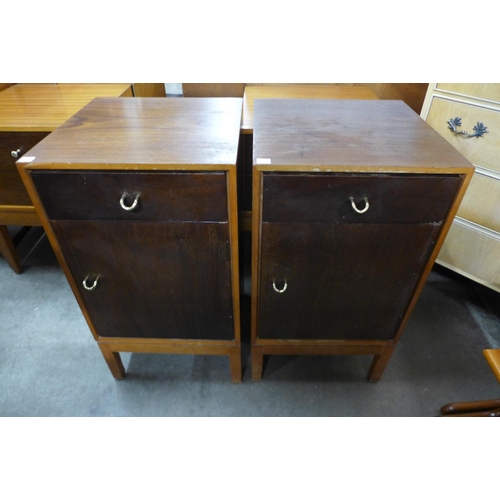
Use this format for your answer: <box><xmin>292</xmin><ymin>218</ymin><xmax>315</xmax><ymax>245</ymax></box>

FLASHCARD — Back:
<box><xmin>16</xmin><ymin>97</ymin><xmax>474</xmax><ymax>383</ymax></box>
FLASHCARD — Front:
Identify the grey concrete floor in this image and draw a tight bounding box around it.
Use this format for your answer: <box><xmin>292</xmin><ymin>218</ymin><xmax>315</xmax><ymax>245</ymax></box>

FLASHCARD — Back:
<box><xmin>1</xmin><ymin>225</ymin><xmax>499</xmax><ymax>417</ymax></box>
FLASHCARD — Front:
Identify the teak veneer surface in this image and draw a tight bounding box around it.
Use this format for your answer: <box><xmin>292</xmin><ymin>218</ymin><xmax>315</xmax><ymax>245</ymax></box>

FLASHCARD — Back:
<box><xmin>0</xmin><ymin>84</ymin><xmax>133</xmax><ymax>132</ymax></box>
<box><xmin>25</xmin><ymin>97</ymin><xmax>243</xmax><ymax>167</ymax></box>
<box><xmin>242</xmin><ymin>85</ymin><xmax>378</xmax><ymax>132</ymax></box>
<box><xmin>253</xmin><ymin>99</ymin><xmax>473</xmax><ymax>171</ymax></box>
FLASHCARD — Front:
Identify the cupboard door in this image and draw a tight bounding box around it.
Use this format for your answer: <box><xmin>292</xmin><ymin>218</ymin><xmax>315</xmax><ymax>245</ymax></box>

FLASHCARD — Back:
<box><xmin>52</xmin><ymin>220</ymin><xmax>234</xmax><ymax>340</ymax></box>
<box><xmin>258</xmin><ymin>222</ymin><xmax>441</xmax><ymax>341</ymax></box>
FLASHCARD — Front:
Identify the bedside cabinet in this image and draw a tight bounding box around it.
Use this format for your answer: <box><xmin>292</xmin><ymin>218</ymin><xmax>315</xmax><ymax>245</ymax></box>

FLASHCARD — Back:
<box><xmin>421</xmin><ymin>84</ymin><xmax>500</xmax><ymax>292</ymax></box>
<box><xmin>17</xmin><ymin>97</ymin><xmax>243</xmax><ymax>382</ymax></box>
<box><xmin>251</xmin><ymin>99</ymin><xmax>474</xmax><ymax>381</ymax></box>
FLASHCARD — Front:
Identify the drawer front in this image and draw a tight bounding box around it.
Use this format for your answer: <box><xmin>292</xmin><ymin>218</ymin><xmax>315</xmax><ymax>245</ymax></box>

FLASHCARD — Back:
<box><xmin>426</xmin><ymin>96</ymin><xmax>500</xmax><ymax>173</ymax></box>
<box><xmin>0</xmin><ymin>171</ymin><xmax>33</xmax><ymax>205</ymax></box>
<box><xmin>262</xmin><ymin>173</ymin><xmax>462</xmax><ymax>224</ymax></box>
<box><xmin>456</xmin><ymin>171</ymin><xmax>500</xmax><ymax>232</ymax></box>
<box><xmin>437</xmin><ymin>219</ymin><xmax>500</xmax><ymax>291</ymax></box>
<box><xmin>0</xmin><ymin>132</ymin><xmax>48</xmax><ymax>171</ymax></box>
<box><xmin>436</xmin><ymin>84</ymin><xmax>500</xmax><ymax>105</ymax></box>
<box><xmin>30</xmin><ymin>171</ymin><xmax>228</xmax><ymax>222</ymax></box>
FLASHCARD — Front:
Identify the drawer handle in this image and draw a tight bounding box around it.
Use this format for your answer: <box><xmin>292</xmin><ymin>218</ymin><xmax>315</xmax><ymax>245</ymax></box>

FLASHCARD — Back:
<box><xmin>120</xmin><ymin>193</ymin><xmax>140</xmax><ymax>211</ymax></box>
<box><xmin>82</xmin><ymin>275</ymin><xmax>100</xmax><ymax>291</ymax></box>
<box><xmin>350</xmin><ymin>196</ymin><xmax>369</xmax><ymax>214</ymax></box>
<box><xmin>11</xmin><ymin>149</ymin><xmax>22</xmax><ymax>158</ymax></box>
<box><xmin>447</xmin><ymin>117</ymin><xmax>488</xmax><ymax>138</ymax></box>
<box><xmin>272</xmin><ymin>278</ymin><xmax>288</xmax><ymax>293</ymax></box>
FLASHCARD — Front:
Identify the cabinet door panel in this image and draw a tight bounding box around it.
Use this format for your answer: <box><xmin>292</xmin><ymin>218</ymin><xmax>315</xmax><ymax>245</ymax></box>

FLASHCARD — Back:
<box><xmin>52</xmin><ymin>220</ymin><xmax>234</xmax><ymax>340</ymax></box>
<box><xmin>258</xmin><ymin>222</ymin><xmax>441</xmax><ymax>340</ymax></box>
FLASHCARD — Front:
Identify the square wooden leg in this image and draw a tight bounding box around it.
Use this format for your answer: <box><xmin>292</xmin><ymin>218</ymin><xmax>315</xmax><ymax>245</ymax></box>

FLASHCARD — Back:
<box><xmin>0</xmin><ymin>225</ymin><xmax>22</xmax><ymax>274</ymax></box>
<box><xmin>367</xmin><ymin>345</ymin><xmax>395</xmax><ymax>382</ymax></box>
<box><xmin>252</xmin><ymin>345</ymin><xmax>264</xmax><ymax>381</ymax></box>
<box><xmin>228</xmin><ymin>345</ymin><xmax>242</xmax><ymax>383</ymax></box>
<box><xmin>98</xmin><ymin>343</ymin><xmax>125</xmax><ymax>380</ymax></box>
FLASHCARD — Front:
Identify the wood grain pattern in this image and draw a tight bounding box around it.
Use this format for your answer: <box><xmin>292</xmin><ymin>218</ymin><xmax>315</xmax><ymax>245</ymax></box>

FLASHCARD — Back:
<box><xmin>258</xmin><ymin>222</ymin><xmax>440</xmax><ymax>340</ymax></box>
<box><xmin>437</xmin><ymin>83</ymin><xmax>500</xmax><ymax>104</ymax></box>
<box><xmin>182</xmin><ymin>83</ymin><xmax>245</xmax><ymax>98</ymax></box>
<box><xmin>31</xmin><ymin>171</ymin><xmax>228</xmax><ymax>222</ymax></box>
<box><xmin>425</xmin><ymin>95</ymin><xmax>500</xmax><ymax>174</ymax></box>
<box><xmin>436</xmin><ymin>219</ymin><xmax>500</xmax><ymax>291</ymax></box>
<box><xmin>18</xmin><ymin>97</ymin><xmax>243</xmax><ymax>381</ymax></box>
<box><xmin>242</xmin><ymin>84</ymin><xmax>378</xmax><ymax>133</ymax></box>
<box><xmin>251</xmin><ymin>98</ymin><xmax>474</xmax><ymax>382</ymax></box>
<box><xmin>24</xmin><ymin>98</ymin><xmax>243</xmax><ymax>168</ymax></box>
<box><xmin>0</xmin><ymin>84</ymin><xmax>133</xmax><ymax>132</ymax></box>
<box><xmin>253</xmin><ymin>99</ymin><xmax>474</xmax><ymax>171</ymax></box>
<box><xmin>262</xmin><ymin>173</ymin><xmax>462</xmax><ymax>224</ymax></box>
<box><xmin>484</xmin><ymin>349</ymin><xmax>500</xmax><ymax>384</ymax></box>
<box><xmin>456</xmin><ymin>171</ymin><xmax>500</xmax><ymax>231</ymax></box>
<box><xmin>132</xmin><ymin>83</ymin><xmax>166</xmax><ymax>97</ymax></box>
<box><xmin>52</xmin><ymin>220</ymin><xmax>234</xmax><ymax>341</ymax></box>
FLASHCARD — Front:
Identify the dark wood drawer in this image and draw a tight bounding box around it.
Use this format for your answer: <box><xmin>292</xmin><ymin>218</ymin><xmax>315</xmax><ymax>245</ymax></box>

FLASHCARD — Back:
<box><xmin>262</xmin><ymin>173</ymin><xmax>463</xmax><ymax>224</ymax></box>
<box><xmin>0</xmin><ymin>132</ymin><xmax>48</xmax><ymax>171</ymax></box>
<box><xmin>30</xmin><ymin>171</ymin><xmax>228</xmax><ymax>222</ymax></box>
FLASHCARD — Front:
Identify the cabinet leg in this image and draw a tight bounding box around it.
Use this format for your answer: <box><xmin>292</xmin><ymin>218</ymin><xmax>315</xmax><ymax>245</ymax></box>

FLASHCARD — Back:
<box><xmin>0</xmin><ymin>225</ymin><xmax>22</xmax><ymax>274</ymax></box>
<box><xmin>367</xmin><ymin>346</ymin><xmax>395</xmax><ymax>382</ymax></box>
<box><xmin>98</xmin><ymin>344</ymin><xmax>125</xmax><ymax>380</ymax></box>
<box><xmin>252</xmin><ymin>345</ymin><xmax>264</xmax><ymax>381</ymax></box>
<box><xmin>228</xmin><ymin>346</ymin><xmax>242</xmax><ymax>383</ymax></box>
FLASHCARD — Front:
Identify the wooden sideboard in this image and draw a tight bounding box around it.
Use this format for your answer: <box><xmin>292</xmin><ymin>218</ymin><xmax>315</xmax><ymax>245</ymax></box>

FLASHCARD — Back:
<box><xmin>251</xmin><ymin>99</ymin><xmax>474</xmax><ymax>381</ymax></box>
<box><xmin>0</xmin><ymin>83</ymin><xmax>133</xmax><ymax>273</ymax></box>
<box><xmin>17</xmin><ymin>97</ymin><xmax>243</xmax><ymax>382</ymax></box>
<box><xmin>238</xmin><ymin>84</ymin><xmax>379</xmax><ymax>231</ymax></box>
<box><xmin>421</xmin><ymin>84</ymin><xmax>500</xmax><ymax>292</ymax></box>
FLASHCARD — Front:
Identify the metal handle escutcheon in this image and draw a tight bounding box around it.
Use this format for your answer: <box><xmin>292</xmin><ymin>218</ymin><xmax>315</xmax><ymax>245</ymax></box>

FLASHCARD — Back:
<box><xmin>447</xmin><ymin>117</ymin><xmax>488</xmax><ymax>138</ymax></box>
<box><xmin>120</xmin><ymin>193</ymin><xmax>140</xmax><ymax>211</ymax></box>
<box><xmin>11</xmin><ymin>149</ymin><xmax>22</xmax><ymax>158</ymax></box>
<box><xmin>350</xmin><ymin>197</ymin><xmax>369</xmax><ymax>214</ymax></box>
<box><xmin>273</xmin><ymin>278</ymin><xmax>288</xmax><ymax>293</ymax></box>
<box><xmin>82</xmin><ymin>275</ymin><xmax>100</xmax><ymax>291</ymax></box>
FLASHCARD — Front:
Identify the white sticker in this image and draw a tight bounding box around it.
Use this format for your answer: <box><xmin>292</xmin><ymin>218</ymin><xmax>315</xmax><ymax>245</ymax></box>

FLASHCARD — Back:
<box><xmin>17</xmin><ymin>156</ymin><xmax>36</xmax><ymax>163</ymax></box>
<box><xmin>256</xmin><ymin>158</ymin><xmax>271</xmax><ymax>164</ymax></box>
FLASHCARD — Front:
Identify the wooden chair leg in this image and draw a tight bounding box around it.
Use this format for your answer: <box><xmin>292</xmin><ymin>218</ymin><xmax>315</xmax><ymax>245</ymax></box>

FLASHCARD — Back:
<box><xmin>367</xmin><ymin>346</ymin><xmax>395</xmax><ymax>382</ymax></box>
<box><xmin>98</xmin><ymin>344</ymin><xmax>125</xmax><ymax>380</ymax></box>
<box><xmin>441</xmin><ymin>398</ymin><xmax>500</xmax><ymax>415</ymax></box>
<box><xmin>228</xmin><ymin>345</ymin><xmax>242</xmax><ymax>383</ymax></box>
<box><xmin>252</xmin><ymin>345</ymin><xmax>264</xmax><ymax>381</ymax></box>
<box><xmin>0</xmin><ymin>225</ymin><xmax>22</xmax><ymax>274</ymax></box>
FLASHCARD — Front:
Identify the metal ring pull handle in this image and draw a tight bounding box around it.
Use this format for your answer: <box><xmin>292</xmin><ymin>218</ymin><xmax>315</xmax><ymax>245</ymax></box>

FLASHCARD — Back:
<box><xmin>272</xmin><ymin>278</ymin><xmax>288</xmax><ymax>293</ymax></box>
<box><xmin>82</xmin><ymin>275</ymin><xmax>100</xmax><ymax>291</ymax></box>
<box><xmin>11</xmin><ymin>149</ymin><xmax>22</xmax><ymax>158</ymax></box>
<box><xmin>350</xmin><ymin>197</ymin><xmax>369</xmax><ymax>214</ymax></box>
<box><xmin>447</xmin><ymin>117</ymin><xmax>488</xmax><ymax>138</ymax></box>
<box><xmin>120</xmin><ymin>193</ymin><xmax>140</xmax><ymax>211</ymax></box>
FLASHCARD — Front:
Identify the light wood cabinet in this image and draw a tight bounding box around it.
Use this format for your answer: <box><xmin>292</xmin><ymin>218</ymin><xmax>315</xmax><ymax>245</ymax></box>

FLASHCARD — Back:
<box><xmin>17</xmin><ymin>97</ymin><xmax>243</xmax><ymax>382</ymax></box>
<box><xmin>0</xmin><ymin>83</ymin><xmax>133</xmax><ymax>273</ymax></box>
<box><xmin>421</xmin><ymin>84</ymin><xmax>500</xmax><ymax>292</ymax></box>
<box><xmin>251</xmin><ymin>99</ymin><xmax>474</xmax><ymax>381</ymax></box>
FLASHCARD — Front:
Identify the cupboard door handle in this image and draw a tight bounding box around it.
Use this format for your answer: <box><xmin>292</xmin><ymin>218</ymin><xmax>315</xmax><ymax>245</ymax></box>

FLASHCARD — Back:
<box><xmin>120</xmin><ymin>193</ymin><xmax>140</xmax><ymax>211</ymax></box>
<box><xmin>447</xmin><ymin>117</ymin><xmax>488</xmax><ymax>138</ymax></box>
<box><xmin>272</xmin><ymin>278</ymin><xmax>288</xmax><ymax>293</ymax></box>
<box><xmin>349</xmin><ymin>197</ymin><xmax>369</xmax><ymax>214</ymax></box>
<box><xmin>11</xmin><ymin>149</ymin><xmax>22</xmax><ymax>158</ymax></box>
<box><xmin>82</xmin><ymin>275</ymin><xmax>100</xmax><ymax>291</ymax></box>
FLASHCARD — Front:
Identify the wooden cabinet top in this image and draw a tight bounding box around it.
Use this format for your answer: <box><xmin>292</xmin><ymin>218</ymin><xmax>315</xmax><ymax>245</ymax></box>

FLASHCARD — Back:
<box><xmin>253</xmin><ymin>99</ymin><xmax>474</xmax><ymax>173</ymax></box>
<box><xmin>0</xmin><ymin>84</ymin><xmax>132</xmax><ymax>132</ymax></box>
<box><xmin>242</xmin><ymin>84</ymin><xmax>378</xmax><ymax>133</ymax></box>
<box><xmin>20</xmin><ymin>97</ymin><xmax>243</xmax><ymax>169</ymax></box>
